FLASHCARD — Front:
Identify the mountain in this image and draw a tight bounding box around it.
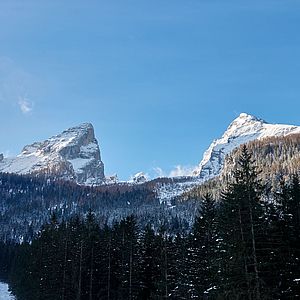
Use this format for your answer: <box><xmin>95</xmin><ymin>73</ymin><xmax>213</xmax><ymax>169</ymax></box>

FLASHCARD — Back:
<box><xmin>193</xmin><ymin>113</ymin><xmax>300</xmax><ymax>181</ymax></box>
<box><xmin>1</xmin><ymin>113</ymin><xmax>300</xmax><ymax>191</ymax></box>
<box><xmin>1</xmin><ymin>114</ymin><xmax>300</xmax><ymax>241</ymax></box>
<box><xmin>0</xmin><ymin>123</ymin><xmax>105</xmax><ymax>185</ymax></box>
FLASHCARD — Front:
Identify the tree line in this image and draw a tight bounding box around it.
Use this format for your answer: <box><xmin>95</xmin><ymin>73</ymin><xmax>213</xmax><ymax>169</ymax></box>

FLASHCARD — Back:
<box><xmin>0</xmin><ymin>146</ymin><xmax>299</xmax><ymax>299</ymax></box>
<box><xmin>0</xmin><ymin>172</ymin><xmax>197</xmax><ymax>242</ymax></box>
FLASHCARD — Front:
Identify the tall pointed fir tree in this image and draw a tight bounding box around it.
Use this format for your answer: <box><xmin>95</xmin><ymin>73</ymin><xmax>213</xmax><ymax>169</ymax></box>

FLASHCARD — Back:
<box><xmin>84</xmin><ymin>210</ymin><xmax>101</xmax><ymax>300</ymax></box>
<box><xmin>187</xmin><ymin>193</ymin><xmax>220</xmax><ymax>299</ymax></box>
<box><xmin>138</xmin><ymin>225</ymin><xmax>160</xmax><ymax>299</ymax></box>
<box><xmin>282</xmin><ymin>175</ymin><xmax>300</xmax><ymax>297</ymax></box>
<box><xmin>218</xmin><ymin>145</ymin><xmax>264</xmax><ymax>300</ymax></box>
<box><xmin>155</xmin><ymin>225</ymin><xmax>171</xmax><ymax>299</ymax></box>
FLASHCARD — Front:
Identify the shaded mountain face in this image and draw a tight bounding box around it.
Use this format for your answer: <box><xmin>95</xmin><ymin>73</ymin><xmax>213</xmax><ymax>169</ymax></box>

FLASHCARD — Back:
<box><xmin>0</xmin><ymin>123</ymin><xmax>105</xmax><ymax>185</ymax></box>
<box><xmin>193</xmin><ymin>113</ymin><xmax>300</xmax><ymax>181</ymax></box>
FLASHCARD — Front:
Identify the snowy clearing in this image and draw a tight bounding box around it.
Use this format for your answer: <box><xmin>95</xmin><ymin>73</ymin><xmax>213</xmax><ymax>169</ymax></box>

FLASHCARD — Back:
<box><xmin>0</xmin><ymin>283</ymin><xmax>15</xmax><ymax>300</ymax></box>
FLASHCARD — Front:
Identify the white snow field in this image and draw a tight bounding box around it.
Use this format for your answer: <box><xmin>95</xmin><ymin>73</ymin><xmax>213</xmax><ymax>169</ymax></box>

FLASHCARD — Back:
<box><xmin>0</xmin><ymin>283</ymin><xmax>15</xmax><ymax>300</ymax></box>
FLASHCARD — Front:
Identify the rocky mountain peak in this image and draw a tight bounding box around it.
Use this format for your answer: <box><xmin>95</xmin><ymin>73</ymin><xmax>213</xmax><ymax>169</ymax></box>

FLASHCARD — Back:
<box><xmin>223</xmin><ymin>113</ymin><xmax>266</xmax><ymax>140</ymax></box>
<box><xmin>0</xmin><ymin>123</ymin><xmax>105</xmax><ymax>185</ymax></box>
<box><xmin>228</xmin><ymin>113</ymin><xmax>265</xmax><ymax>129</ymax></box>
<box><xmin>60</xmin><ymin>122</ymin><xmax>95</xmax><ymax>142</ymax></box>
<box><xmin>234</xmin><ymin>112</ymin><xmax>265</xmax><ymax>123</ymax></box>
<box><xmin>193</xmin><ymin>113</ymin><xmax>300</xmax><ymax>181</ymax></box>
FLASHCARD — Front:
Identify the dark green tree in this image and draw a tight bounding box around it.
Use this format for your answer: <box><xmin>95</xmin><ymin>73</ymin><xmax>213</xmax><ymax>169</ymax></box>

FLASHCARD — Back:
<box><xmin>138</xmin><ymin>225</ymin><xmax>160</xmax><ymax>299</ymax></box>
<box><xmin>219</xmin><ymin>145</ymin><xmax>264</xmax><ymax>299</ymax></box>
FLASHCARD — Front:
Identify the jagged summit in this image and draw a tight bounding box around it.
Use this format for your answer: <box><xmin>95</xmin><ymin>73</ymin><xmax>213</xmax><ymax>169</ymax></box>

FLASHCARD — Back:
<box><xmin>59</xmin><ymin>122</ymin><xmax>94</xmax><ymax>136</ymax></box>
<box><xmin>0</xmin><ymin>123</ymin><xmax>105</xmax><ymax>185</ymax></box>
<box><xmin>229</xmin><ymin>112</ymin><xmax>267</xmax><ymax>127</ymax></box>
<box><xmin>193</xmin><ymin>113</ymin><xmax>300</xmax><ymax>180</ymax></box>
<box><xmin>223</xmin><ymin>113</ymin><xmax>266</xmax><ymax>139</ymax></box>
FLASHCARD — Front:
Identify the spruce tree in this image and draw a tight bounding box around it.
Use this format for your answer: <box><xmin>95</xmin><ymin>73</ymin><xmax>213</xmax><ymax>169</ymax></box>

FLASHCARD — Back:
<box><xmin>285</xmin><ymin>175</ymin><xmax>300</xmax><ymax>297</ymax></box>
<box><xmin>219</xmin><ymin>145</ymin><xmax>263</xmax><ymax>299</ymax></box>
<box><xmin>186</xmin><ymin>193</ymin><xmax>219</xmax><ymax>298</ymax></box>
<box><xmin>138</xmin><ymin>225</ymin><xmax>160</xmax><ymax>299</ymax></box>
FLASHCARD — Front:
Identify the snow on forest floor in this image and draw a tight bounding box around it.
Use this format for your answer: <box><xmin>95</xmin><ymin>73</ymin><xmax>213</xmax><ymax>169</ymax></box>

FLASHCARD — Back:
<box><xmin>0</xmin><ymin>283</ymin><xmax>15</xmax><ymax>300</ymax></box>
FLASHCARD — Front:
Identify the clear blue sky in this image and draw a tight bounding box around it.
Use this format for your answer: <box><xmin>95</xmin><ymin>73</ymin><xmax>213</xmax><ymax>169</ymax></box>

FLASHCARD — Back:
<box><xmin>1</xmin><ymin>0</ymin><xmax>300</xmax><ymax>180</ymax></box>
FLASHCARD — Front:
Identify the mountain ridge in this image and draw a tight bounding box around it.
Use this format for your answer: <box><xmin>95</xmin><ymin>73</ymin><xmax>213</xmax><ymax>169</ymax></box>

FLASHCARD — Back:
<box><xmin>1</xmin><ymin>113</ymin><xmax>300</xmax><ymax>188</ymax></box>
<box><xmin>0</xmin><ymin>123</ymin><xmax>105</xmax><ymax>185</ymax></box>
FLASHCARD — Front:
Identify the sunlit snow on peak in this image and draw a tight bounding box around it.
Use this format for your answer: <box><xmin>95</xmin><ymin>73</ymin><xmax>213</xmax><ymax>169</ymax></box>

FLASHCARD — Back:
<box><xmin>193</xmin><ymin>113</ymin><xmax>300</xmax><ymax>180</ymax></box>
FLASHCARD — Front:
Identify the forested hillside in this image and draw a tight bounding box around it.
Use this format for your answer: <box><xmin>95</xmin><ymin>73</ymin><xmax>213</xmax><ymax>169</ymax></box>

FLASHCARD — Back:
<box><xmin>0</xmin><ymin>147</ymin><xmax>299</xmax><ymax>299</ymax></box>
<box><xmin>184</xmin><ymin>134</ymin><xmax>300</xmax><ymax>201</ymax></box>
<box><xmin>0</xmin><ymin>173</ymin><xmax>198</xmax><ymax>242</ymax></box>
<box><xmin>224</xmin><ymin>133</ymin><xmax>300</xmax><ymax>183</ymax></box>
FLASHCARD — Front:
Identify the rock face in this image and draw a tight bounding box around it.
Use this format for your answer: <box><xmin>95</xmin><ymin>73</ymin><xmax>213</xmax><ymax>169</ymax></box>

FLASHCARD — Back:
<box><xmin>130</xmin><ymin>172</ymin><xmax>148</xmax><ymax>184</ymax></box>
<box><xmin>193</xmin><ymin>113</ymin><xmax>300</xmax><ymax>181</ymax></box>
<box><xmin>106</xmin><ymin>174</ymin><xmax>119</xmax><ymax>184</ymax></box>
<box><xmin>0</xmin><ymin>123</ymin><xmax>105</xmax><ymax>185</ymax></box>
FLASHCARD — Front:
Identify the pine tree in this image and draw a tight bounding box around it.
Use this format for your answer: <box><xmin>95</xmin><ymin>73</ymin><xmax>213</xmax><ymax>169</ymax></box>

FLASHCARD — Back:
<box><xmin>169</xmin><ymin>233</ymin><xmax>190</xmax><ymax>299</ymax></box>
<box><xmin>85</xmin><ymin>210</ymin><xmax>100</xmax><ymax>300</ymax></box>
<box><xmin>284</xmin><ymin>175</ymin><xmax>300</xmax><ymax>297</ymax></box>
<box><xmin>219</xmin><ymin>145</ymin><xmax>264</xmax><ymax>299</ymax></box>
<box><xmin>185</xmin><ymin>193</ymin><xmax>220</xmax><ymax>299</ymax></box>
<box><xmin>153</xmin><ymin>225</ymin><xmax>170</xmax><ymax>299</ymax></box>
<box><xmin>138</xmin><ymin>225</ymin><xmax>160</xmax><ymax>299</ymax></box>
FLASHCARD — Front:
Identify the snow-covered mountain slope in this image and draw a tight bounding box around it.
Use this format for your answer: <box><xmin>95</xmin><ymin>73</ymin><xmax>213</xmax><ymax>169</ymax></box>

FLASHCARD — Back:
<box><xmin>154</xmin><ymin>177</ymin><xmax>201</xmax><ymax>204</ymax></box>
<box><xmin>193</xmin><ymin>113</ymin><xmax>300</xmax><ymax>181</ymax></box>
<box><xmin>0</xmin><ymin>123</ymin><xmax>105</xmax><ymax>185</ymax></box>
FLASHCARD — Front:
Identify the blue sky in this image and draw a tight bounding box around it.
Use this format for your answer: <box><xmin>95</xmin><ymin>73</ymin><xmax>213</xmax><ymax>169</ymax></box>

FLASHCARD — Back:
<box><xmin>1</xmin><ymin>0</ymin><xmax>300</xmax><ymax>180</ymax></box>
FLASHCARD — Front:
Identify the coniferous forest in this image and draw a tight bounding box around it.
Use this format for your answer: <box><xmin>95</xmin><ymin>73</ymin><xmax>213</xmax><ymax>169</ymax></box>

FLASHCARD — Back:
<box><xmin>0</xmin><ymin>147</ymin><xmax>299</xmax><ymax>299</ymax></box>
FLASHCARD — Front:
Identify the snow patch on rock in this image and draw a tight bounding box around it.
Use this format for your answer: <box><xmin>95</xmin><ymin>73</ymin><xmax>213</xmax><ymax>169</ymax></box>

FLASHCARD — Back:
<box><xmin>130</xmin><ymin>172</ymin><xmax>149</xmax><ymax>184</ymax></box>
<box><xmin>105</xmin><ymin>174</ymin><xmax>119</xmax><ymax>184</ymax></box>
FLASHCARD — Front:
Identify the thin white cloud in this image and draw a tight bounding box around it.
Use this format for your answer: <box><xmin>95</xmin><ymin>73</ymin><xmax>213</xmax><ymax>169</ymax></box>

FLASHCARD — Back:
<box><xmin>0</xmin><ymin>57</ymin><xmax>38</xmax><ymax>114</ymax></box>
<box><xmin>153</xmin><ymin>167</ymin><xmax>166</xmax><ymax>178</ymax></box>
<box><xmin>153</xmin><ymin>165</ymin><xmax>196</xmax><ymax>178</ymax></box>
<box><xmin>168</xmin><ymin>165</ymin><xmax>195</xmax><ymax>177</ymax></box>
<box><xmin>18</xmin><ymin>97</ymin><xmax>33</xmax><ymax>114</ymax></box>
